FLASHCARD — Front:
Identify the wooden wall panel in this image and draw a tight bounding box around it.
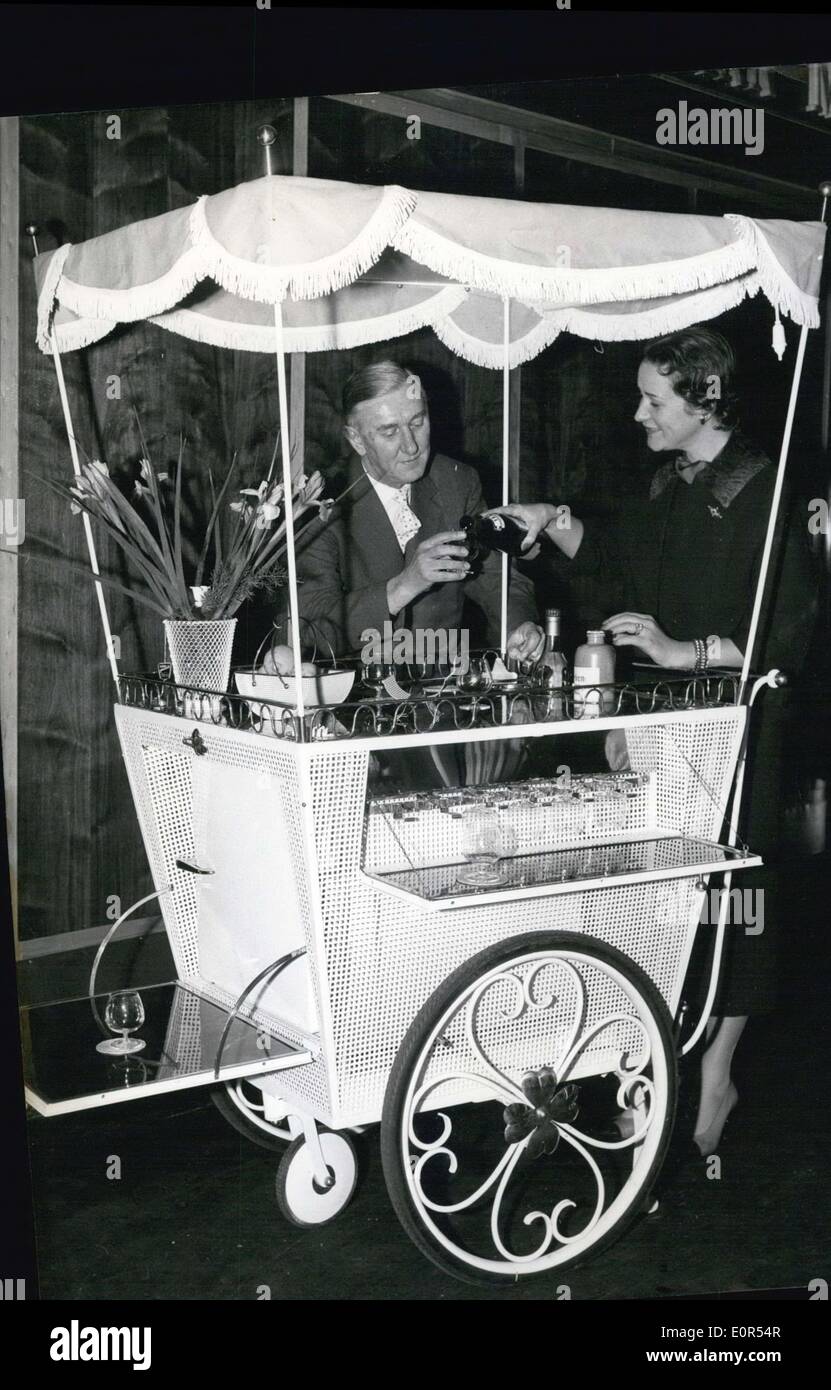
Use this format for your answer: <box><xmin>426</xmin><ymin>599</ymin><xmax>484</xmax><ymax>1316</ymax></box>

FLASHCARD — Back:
<box><xmin>17</xmin><ymin>101</ymin><xmax>293</xmax><ymax>941</ymax></box>
<box><xmin>18</xmin><ymin>112</ymin><xmax>98</xmax><ymax>940</ymax></box>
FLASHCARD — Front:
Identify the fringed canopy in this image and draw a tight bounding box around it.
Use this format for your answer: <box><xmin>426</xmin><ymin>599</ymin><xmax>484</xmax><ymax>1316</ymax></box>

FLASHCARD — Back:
<box><xmin>35</xmin><ymin>174</ymin><xmax>826</xmax><ymax>367</ymax></box>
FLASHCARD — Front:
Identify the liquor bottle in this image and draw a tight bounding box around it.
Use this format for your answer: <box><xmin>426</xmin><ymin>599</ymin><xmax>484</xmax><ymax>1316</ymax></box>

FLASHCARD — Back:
<box><xmin>459</xmin><ymin>512</ymin><xmax>529</xmax><ymax>559</ymax></box>
<box><xmin>534</xmin><ymin>608</ymin><xmax>569</xmax><ymax>719</ymax></box>
<box><xmin>573</xmin><ymin>629</ymin><xmax>616</xmax><ymax>718</ymax></box>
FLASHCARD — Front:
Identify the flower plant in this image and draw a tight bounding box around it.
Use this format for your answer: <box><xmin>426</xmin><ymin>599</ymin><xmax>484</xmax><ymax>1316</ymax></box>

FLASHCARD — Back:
<box><xmin>42</xmin><ymin>425</ymin><xmax>342</xmax><ymax>620</ymax></box>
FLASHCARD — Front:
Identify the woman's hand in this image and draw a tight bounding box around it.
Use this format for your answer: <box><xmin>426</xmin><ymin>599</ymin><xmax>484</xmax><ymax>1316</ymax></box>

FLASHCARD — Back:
<box><xmin>602</xmin><ymin>612</ymin><xmax>693</xmax><ymax>669</ymax></box>
<box><xmin>483</xmin><ymin>503</ymin><xmax>557</xmax><ymax>554</ymax></box>
<box><xmin>605</xmin><ymin>729</ymin><xmax>631</xmax><ymax>772</ymax></box>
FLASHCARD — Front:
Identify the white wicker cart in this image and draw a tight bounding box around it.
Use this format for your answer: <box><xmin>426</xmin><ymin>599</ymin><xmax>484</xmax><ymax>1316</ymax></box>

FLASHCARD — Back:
<box><xmin>22</xmin><ymin>163</ymin><xmax>826</xmax><ymax>1284</ymax></box>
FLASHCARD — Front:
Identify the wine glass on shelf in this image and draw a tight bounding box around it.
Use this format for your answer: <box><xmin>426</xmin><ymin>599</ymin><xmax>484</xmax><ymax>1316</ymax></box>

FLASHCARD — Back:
<box><xmin>458</xmin><ymin>654</ymin><xmax>493</xmax><ymax>697</ymax></box>
<box><xmin>96</xmin><ymin>989</ymin><xmax>146</xmax><ymax>1055</ymax></box>
<box><xmin>457</xmin><ymin>807</ymin><xmax>518</xmax><ymax>887</ymax></box>
<box><xmin>361</xmin><ymin>661</ymin><xmax>391</xmax><ymax>700</ymax></box>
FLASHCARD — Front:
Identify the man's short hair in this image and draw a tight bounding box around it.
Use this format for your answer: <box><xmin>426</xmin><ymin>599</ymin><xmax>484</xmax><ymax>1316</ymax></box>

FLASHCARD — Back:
<box><xmin>342</xmin><ymin>360</ymin><xmax>426</xmax><ymax>422</ymax></box>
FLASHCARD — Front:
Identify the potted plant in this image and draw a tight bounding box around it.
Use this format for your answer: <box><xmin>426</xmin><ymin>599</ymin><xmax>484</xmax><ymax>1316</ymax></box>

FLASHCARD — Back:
<box><xmin>42</xmin><ymin>426</ymin><xmax>337</xmax><ymax>694</ymax></box>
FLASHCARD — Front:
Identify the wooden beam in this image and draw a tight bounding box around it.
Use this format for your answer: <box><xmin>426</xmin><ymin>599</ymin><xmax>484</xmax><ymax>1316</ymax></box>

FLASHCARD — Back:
<box><xmin>290</xmin><ymin>97</ymin><xmax>309</xmax><ymax>472</ymax></box>
<box><xmin>327</xmin><ymin>90</ymin><xmax>816</xmax><ymax>214</ymax></box>
<box><xmin>0</xmin><ymin>116</ymin><xmax>19</xmax><ymax>951</ymax></box>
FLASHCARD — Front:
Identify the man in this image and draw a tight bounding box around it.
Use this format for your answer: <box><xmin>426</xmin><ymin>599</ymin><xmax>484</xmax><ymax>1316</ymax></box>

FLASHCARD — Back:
<box><xmin>285</xmin><ymin>360</ymin><xmax>543</xmax><ymax>666</ymax></box>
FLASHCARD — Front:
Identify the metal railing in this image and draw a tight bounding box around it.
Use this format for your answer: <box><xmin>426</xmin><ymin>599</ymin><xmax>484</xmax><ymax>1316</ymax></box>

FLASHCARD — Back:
<box><xmin>117</xmin><ymin>669</ymin><xmax>744</xmax><ymax>743</ymax></box>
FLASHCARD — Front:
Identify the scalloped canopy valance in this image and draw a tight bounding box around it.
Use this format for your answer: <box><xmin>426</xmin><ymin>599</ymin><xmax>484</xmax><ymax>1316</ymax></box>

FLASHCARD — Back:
<box><xmin>34</xmin><ymin>174</ymin><xmax>826</xmax><ymax>368</ymax></box>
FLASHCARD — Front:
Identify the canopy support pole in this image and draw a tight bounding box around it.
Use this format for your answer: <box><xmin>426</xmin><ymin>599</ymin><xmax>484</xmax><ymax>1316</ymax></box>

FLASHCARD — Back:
<box><xmin>500</xmin><ymin>296</ymin><xmax>510</xmax><ymax>655</ymax></box>
<box><xmin>738</xmin><ymin>321</ymin><xmax>809</xmax><ymax>702</ymax></box>
<box><xmin>50</xmin><ymin>332</ymin><xmax>120</xmax><ymax>688</ymax></box>
<box><xmin>722</xmin><ymin>321</ymin><xmax>810</xmax><ymax>843</ymax></box>
<box><xmin>273</xmin><ymin>302</ymin><xmax>306</xmax><ymax>731</ymax></box>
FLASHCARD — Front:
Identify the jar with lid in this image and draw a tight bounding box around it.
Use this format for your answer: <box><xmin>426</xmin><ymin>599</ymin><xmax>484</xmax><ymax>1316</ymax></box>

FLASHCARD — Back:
<box><xmin>573</xmin><ymin>629</ymin><xmax>616</xmax><ymax>717</ymax></box>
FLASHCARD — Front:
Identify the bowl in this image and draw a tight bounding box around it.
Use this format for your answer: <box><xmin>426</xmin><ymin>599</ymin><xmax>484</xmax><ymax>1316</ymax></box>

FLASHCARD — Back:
<box><xmin>235</xmin><ymin>668</ymin><xmax>356</xmax><ymax>711</ymax></box>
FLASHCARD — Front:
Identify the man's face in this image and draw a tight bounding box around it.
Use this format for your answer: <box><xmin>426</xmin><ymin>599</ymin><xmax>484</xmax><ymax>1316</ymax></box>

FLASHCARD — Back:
<box><xmin>344</xmin><ymin>382</ymin><xmax>431</xmax><ymax>487</ymax></box>
<box><xmin>634</xmin><ymin>359</ymin><xmax>704</xmax><ymax>455</ymax></box>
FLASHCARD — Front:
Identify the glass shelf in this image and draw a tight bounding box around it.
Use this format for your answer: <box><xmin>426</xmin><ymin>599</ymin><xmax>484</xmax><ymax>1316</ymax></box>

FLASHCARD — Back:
<box><xmin>22</xmin><ymin>981</ymin><xmax>312</xmax><ymax>1117</ymax></box>
<box><xmin>362</xmin><ymin>834</ymin><xmax>762</xmax><ymax>911</ymax></box>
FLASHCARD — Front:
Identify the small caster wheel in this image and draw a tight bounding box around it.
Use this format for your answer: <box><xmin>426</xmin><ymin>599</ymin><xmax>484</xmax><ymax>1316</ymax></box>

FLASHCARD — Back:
<box><xmin>275</xmin><ymin>1132</ymin><xmax>358</xmax><ymax>1227</ymax></box>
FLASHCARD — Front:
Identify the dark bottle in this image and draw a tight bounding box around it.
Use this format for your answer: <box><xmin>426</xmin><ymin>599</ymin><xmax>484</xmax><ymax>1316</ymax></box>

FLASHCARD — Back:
<box><xmin>534</xmin><ymin>608</ymin><xmax>570</xmax><ymax>719</ymax></box>
<box><xmin>460</xmin><ymin>512</ymin><xmax>528</xmax><ymax>559</ymax></box>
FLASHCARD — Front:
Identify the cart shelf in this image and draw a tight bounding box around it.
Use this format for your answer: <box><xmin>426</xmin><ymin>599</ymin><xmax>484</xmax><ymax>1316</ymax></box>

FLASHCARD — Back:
<box><xmin>362</xmin><ymin>833</ymin><xmax>762</xmax><ymax>911</ymax></box>
<box><xmin>22</xmin><ymin>981</ymin><xmax>313</xmax><ymax>1117</ymax></box>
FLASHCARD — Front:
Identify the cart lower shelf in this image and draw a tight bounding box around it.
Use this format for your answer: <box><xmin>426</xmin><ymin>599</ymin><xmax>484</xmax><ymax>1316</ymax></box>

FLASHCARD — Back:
<box><xmin>22</xmin><ymin>980</ymin><xmax>313</xmax><ymax>1117</ymax></box>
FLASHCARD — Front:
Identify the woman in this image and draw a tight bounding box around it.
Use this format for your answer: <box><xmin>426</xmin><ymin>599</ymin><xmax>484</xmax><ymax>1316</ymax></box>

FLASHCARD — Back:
<box><xmin>489</xmin><ymin>326</ymin><xmax>818</xmax><ymax>1156</ymax></box>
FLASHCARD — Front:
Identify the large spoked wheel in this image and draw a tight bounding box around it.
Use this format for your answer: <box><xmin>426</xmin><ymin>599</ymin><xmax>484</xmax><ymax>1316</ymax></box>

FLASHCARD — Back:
<box><xmin>381</xmin><ymin>930</ymin><xmax>677</xmax><ymax>1285</ymax></box>
<box><xmin>275</xmin><ymin>1132</ymin><xmax>359</xmax><ymax>1228</ymax></box>
<box><xmin>211</xmin><ymin>1080</ymin><xmax>289</xmax><ymax>1152</ymax></box>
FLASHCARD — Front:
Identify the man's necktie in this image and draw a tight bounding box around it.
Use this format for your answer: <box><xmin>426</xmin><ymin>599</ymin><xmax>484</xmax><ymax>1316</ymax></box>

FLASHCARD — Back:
<box><xmin>387</xmin><ymin>486</ymin><xmax>422</xmax><ymax>552</ymax></box>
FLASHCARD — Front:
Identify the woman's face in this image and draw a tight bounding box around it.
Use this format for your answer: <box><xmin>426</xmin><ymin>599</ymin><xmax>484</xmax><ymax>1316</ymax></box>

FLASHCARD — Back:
<box><xmin>634</xmin><ymin>359</ymin><xmax>706</xmax><ymax>455</ymax></box>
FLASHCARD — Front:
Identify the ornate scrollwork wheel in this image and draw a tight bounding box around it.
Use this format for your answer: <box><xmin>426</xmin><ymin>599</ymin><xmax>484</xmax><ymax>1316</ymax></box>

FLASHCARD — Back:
<box><xmin>380</xmin><ymin>931</ymin><xmax>677</xmax><ymax>1285</ymax></box>
<box><xmin>211</xmin><ymin>1079</ymin><xmax>289</xmax><ymax>1152</ymax></box>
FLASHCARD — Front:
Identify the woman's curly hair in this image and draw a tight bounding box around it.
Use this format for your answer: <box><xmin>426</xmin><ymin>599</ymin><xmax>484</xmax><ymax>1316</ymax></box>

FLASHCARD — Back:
<box><xmin>642</xmin><ymin>327</ymin><xmax>740</xmax><ymax>430</ymax></box>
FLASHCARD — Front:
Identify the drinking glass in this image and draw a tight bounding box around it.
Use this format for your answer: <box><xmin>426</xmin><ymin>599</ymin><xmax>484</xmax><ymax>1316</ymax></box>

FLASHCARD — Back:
<box><xmin>96</xmin><ymin>989</ymin><xmax>146</xmax><ymax>1055</ymax></box>
<box><xmin>458</xmin><ymin>655</ymin><xmax>493</xmax><ymax>696</ymax></box>
<box><xmin>362</xmin><ymin>661</ymin><xmax>391</xmax><ymax>699</ymax></box>
<box><xmin>457</xmin><ymin>807</ymin><xmax>517</xmax><ymax>887</ymax></box>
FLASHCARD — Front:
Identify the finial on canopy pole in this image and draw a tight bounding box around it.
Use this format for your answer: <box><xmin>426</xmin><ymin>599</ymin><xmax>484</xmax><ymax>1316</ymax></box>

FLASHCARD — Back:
<box><xmin>25</xmin><ymin>222</ymin><xmax>39</xmax><ymax>256</ymax></box>
<box><xmin>257</xmin><ymin>124</ymin><xmax>278</xmax><ymax>177</ymax></box>
<box><xmin>819</xmin><ymin>179</ymin><xmax>831</xmax><ymax>223</ymax></box>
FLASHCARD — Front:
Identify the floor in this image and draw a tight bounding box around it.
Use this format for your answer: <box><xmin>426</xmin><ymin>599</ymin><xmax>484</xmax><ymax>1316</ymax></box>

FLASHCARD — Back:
<box><xmin>19</xmin><ymin>855</ymin><xmax>831</xmax><ymax>1301</ymax></box>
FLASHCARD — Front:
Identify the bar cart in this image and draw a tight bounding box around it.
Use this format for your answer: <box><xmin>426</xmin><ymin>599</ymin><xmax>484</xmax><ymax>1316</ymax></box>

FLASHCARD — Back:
<box><xmin>22</xmin><ymin>162</ymin><xmax>827</xmax><ymax>1284</ymax></box>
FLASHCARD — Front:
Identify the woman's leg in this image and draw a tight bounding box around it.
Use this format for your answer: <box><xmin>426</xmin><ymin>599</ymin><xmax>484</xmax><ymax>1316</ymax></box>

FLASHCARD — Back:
<box><xmin>693</xmin><ymin>1014</ymin><xmax>746</xmax><ymax>1153</ymax></box>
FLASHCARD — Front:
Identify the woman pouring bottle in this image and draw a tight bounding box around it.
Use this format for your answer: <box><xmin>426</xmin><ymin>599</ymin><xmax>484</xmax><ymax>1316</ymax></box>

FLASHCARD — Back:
<box><xmin>487</xmin><ymin>326</ymin><xmax>818</xmax><ymax>1156</ymax></box>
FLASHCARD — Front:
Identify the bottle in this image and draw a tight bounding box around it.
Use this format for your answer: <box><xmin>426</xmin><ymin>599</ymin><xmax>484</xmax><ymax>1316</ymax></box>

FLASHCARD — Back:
<box><xmin>534</xmin><ymin>608</ymin><xmax>569</xmax><ymax>719</ymax></box>
<box><xmin>460</xmin><ymin>512</ymin><xmax>528</xmax><ymax>559</ymax></box>
<box><xmin>573</xmin><ymin>629</ymin><xmax>616</xmax><ymax>718</ymax></box>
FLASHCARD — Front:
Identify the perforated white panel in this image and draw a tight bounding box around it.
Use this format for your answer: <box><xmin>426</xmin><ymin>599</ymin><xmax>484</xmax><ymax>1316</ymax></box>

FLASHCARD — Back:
<box><xmin>116</xmin><ymin>705</ymin><xmax>746</xmax><ymax>1130</ymax></box>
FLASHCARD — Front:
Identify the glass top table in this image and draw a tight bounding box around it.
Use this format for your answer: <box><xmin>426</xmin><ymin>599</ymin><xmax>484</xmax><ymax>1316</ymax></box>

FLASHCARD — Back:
<box><xmin>22</xmin><ymin>981</ymin><xmax>312</xmax><ymax>1116</ymax></box>
<box><xmin>362</xmin><ymin>834</ymin><xmax>762</xmax><ymax>910</ymax></box>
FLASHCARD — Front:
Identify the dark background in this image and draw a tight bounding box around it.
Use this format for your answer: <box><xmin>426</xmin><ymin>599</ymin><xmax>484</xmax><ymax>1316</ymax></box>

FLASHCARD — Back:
<box><xmin>15</xmin><ymin>84</ymin><xmax>830</xmax><ymax>943</ymax></box>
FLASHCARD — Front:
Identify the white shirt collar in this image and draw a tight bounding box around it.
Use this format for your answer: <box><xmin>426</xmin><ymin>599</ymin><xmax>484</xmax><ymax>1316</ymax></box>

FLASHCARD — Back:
<box><xmin>363</xmin><ymin>468</ymin><xmax>411</xmax><ymax>504</ymax></box>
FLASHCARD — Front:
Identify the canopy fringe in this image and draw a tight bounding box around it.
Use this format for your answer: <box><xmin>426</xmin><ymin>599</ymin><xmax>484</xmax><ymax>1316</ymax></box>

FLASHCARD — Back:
<box><xmin>35</xmin><ymin>243</ymin><xmax>72</xmax><ymax>351</ymax></box>
<box><xmin>391</xmin><ymin>214</ymin><xmax>759</xmax><ymax>307</ymax></box>
<box><xmin>727</xmin><ymin>214</ymin><xmax>821</xmax><ymax>328</ymax></box>
<box><xmin>188</xmin><ymin>185</ymin><xmax>418</xmax><ymax>303</ymax></box>
<box><xmin>51</xmin><ymin>248</ymin><xmax>206</xmax><ymax>343</ymax></box>
<box><xmin>149</xmin><ymin>284</ymin><xmax>468</xmax><ymax>354</ymax></box>
<box><xmin>435</xmin><ymin>277</ymin><xmax>756</xmax><ymax>368</ymax></box>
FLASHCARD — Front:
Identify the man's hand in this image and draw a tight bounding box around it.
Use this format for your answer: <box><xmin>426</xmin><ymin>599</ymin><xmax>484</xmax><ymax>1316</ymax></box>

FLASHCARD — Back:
<box><xmin>387</xmin><ymin>530</ymin><xmax>471</xmax><ymax>613</ymax></box>
<box><xmin>602</xmin><ymin>613</ymin><xmax>694</xmax><ymax>670</ymax></box>
<box><xmin>506</xmin><ymin>620</ymin><xmax>545</xmax><ymax>664</ymax></box>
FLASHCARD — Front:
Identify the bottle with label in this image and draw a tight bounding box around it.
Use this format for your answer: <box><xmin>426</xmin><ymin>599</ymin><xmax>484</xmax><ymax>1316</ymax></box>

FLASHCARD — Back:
<box><xmin>460</xmin><ymin>512</ymin><xmax>528</xmax><ymax>559</ymax></box>
<box><xmin>573</xmin><ymin>629</ymin><xmax>616</xmax><ymax>718</ymax></box>
<box><xmin>534</xmin><ymin>607</ymin><xmax>570</xmax><ymax>719</ymax></box>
